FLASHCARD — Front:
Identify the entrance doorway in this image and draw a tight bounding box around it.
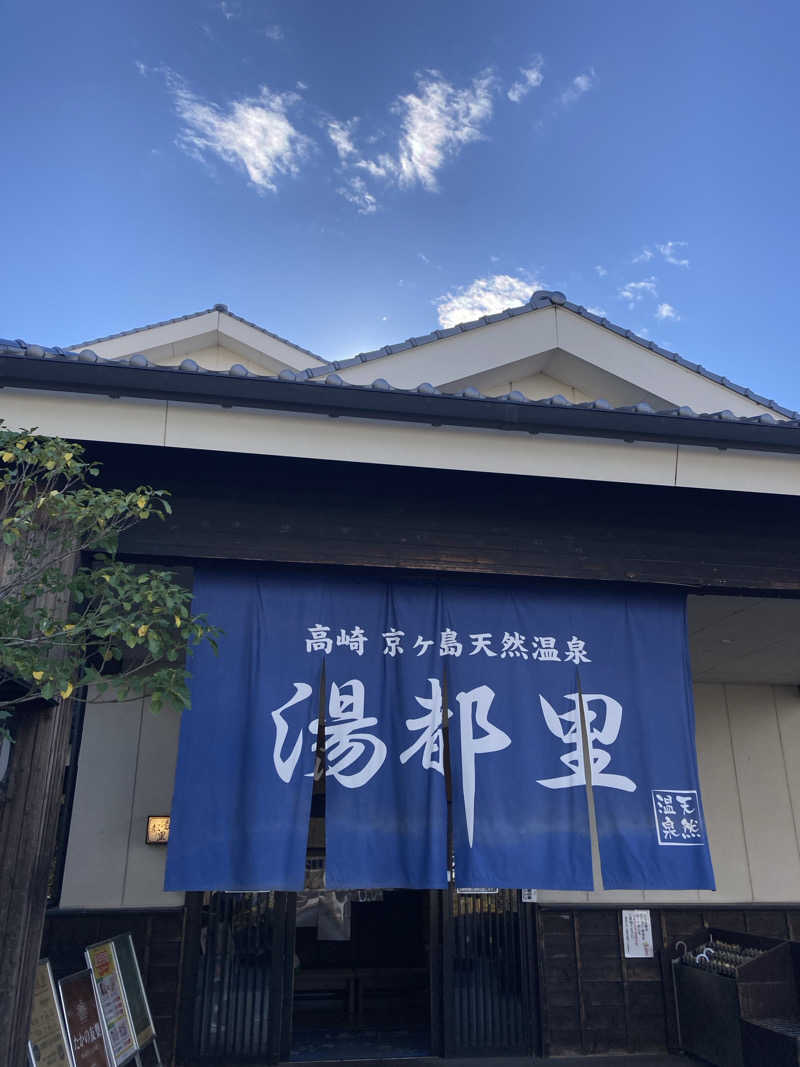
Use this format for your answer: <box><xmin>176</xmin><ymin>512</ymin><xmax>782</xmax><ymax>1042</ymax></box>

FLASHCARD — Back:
<box><xmin>290</xmin><ymin>889</ymin><xmax>434</xmax><ymax>1061</ymax></box>
<box><xmin>179</xmin><ymin>888</ymin><xmax>537</xmax><ymax>1063</ymax></box>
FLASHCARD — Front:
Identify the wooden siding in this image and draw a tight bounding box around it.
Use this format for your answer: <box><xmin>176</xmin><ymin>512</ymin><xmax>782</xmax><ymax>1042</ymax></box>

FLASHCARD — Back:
<box><xmin>538</xmin><ymin>905</ymin><xmax>800</xmax><ymax>1057</ymax></box>
<box><xmin>80</xmin><ymin>442</ymin><xmax>800</xmax><ymax>593</ymax></box>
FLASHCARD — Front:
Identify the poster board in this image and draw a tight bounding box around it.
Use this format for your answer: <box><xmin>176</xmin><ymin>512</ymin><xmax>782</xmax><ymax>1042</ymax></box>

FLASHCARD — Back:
<box><xmin>58</xmin><ymin>970</ymin><xmax>111</xmax><ymax>1067</ymax></box>
<box><xmin>28</xmin><ymin>959</ymin><xmax>72</xmax><ymax>1067</ymax></box>
<box><xmin>622</xmin><ymin>909</ymin><xmax>654</xmax><ymax>958</ymax></box>
<box><xmin>111</xmin><ymin>934</ymin><xmax>155</xmax><ymax>1048</ymax></box>
<box><xmin>84</xmin><ymin>943</ymin><xmax>137</xmax><ymax>1065</ymax></box>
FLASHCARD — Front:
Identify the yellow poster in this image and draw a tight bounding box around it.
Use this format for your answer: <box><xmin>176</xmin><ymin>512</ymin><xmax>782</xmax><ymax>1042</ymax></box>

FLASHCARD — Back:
<box><xmin>86</xmin><ymin>944</ymin><xmax>136</xmax><ymax>1065</ymax></box>
<box><xmin>27</xmin><ymin>960</ymin><xmax>70</xmax><ymax>1067</ymax></box>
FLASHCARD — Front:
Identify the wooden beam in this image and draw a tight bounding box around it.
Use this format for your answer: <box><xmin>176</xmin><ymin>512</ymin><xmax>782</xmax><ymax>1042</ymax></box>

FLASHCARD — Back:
<box><xmin>83</xmin><ymin>443</ymin><xmax>800</xmax><ymax>594</ymax></box>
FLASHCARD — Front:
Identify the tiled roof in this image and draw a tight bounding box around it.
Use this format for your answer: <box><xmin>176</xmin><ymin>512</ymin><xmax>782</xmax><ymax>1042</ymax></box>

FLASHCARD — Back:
<box><xmin>72</xmin><ymin>303</ymin><xmax>327</xmax><ymax>364</ymax></box>
<box><xmin>2</xmin><ymin>336</ymin><xmax>799</xmax><ymax>431</ymax></box>
<box><xmin>302</xmin><ymin>290</ymin><xmax>799</xmax><ymax>420</ymax></box>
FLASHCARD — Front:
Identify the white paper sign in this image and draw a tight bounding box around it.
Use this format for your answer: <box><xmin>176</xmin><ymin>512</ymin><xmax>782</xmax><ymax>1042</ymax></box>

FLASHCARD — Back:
<box><xmin>622</xmin><ymin>909</ymin><xmax>653</xmax><ymax>958</ymax></box>
<box><xmin>521</xmin><ymin>889</ymin><xmax>538</xmax><ymax>903</ymax></box>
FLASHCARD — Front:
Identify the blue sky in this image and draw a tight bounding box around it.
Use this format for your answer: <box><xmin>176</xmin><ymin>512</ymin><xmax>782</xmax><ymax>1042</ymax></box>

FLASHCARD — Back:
<box><xmin>3</xmin><ymin>1</ymin><xmax>800</xmax><ymax>406</ymax></box>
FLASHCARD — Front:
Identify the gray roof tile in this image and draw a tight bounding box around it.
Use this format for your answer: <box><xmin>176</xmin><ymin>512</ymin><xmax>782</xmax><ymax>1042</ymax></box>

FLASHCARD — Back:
<box><xmin>2</xmin><ymin>336</ymin><xmax>800</xmax><ymax>437</ymax></box>
<box><xmin>295</xmin><ymin>289</ymin><xmax>798</xmax><ymax>420</ymax></box>
<box><xmin>5</xmin><ymin>301</ymin><xmax>800</xmax><ymax>429</ymax></box>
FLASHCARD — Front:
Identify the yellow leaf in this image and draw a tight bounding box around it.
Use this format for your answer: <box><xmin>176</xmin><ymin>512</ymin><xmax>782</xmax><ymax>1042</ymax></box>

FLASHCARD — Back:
<box><xmin>64</xmin><ymin>452</ymin><xmax>73</xmax><ymax>462</ymax></box>
<box><xmin>45</xmin><ymin>460</ymin><xmax>55</xmax><ymax>470</ymax></box>
<box><xmin>64</xmin><ymin>623</ymin><xmax>76</xmax><ymax>632</ymax></box>
<box><xmin>174</xmin><ymin>615</ymin><xmax>182</xmax><ymax>628</ymax></box>
<box><xmin>1</xmin><ymin>451</ymin><xmax>13</xmax><ymax>462</ymax></box>
<box><xmin>60</xmin><ymin>682</ymin><xmax>74</xmax><ymax>700</ymax></box>
<box><xmin>137</xmin><ymin>624</ymin><xmax>149</xmax><ymax>637</ymax></box>
<box><xmin>101</xmin><ymin>573</ymin><xmax>111</xmax><ymax>583</ymax></box>
<box><xmin>16</xmin><ymin>440</ymin><xmax>26</xmax><ymax>449</ymax></box>
<box><xmin>137</xmin><ymin>496</ymin><xmax>147</xmax><ymax>509</ymax></box>
<box><xmin>32</xmin><ymin>670</ymin><xmax>44</xmax><ymax>681</ymax></box>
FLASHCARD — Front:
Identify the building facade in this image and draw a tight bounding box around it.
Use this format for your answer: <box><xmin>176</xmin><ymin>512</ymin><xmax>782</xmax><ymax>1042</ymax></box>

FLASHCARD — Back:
<box><xmin>4</xmin><ymin>291</ymin><xmax>800</xmax><ymax>1062</ymax></box>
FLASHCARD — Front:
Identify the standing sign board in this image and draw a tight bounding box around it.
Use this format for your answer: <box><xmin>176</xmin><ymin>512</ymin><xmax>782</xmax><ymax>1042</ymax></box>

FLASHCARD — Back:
<box><xmin>28</xmin><ymin>960</ymin><xmax>71</xmax><ymax>1067</ymax></box>
<box><xmin>58</xmin><ymin>970</ymin><xmax>111</xmax><ymax>1067</ymax></box>
<box><xmin>85</xmin><ymin>943</ymin><xmax>136</xmax><ymax>1065</ymax></box>
<box><xmin>111</xmin><ymin>934</ymin><xmax>156</xmax><ymax>1050</ymax></box>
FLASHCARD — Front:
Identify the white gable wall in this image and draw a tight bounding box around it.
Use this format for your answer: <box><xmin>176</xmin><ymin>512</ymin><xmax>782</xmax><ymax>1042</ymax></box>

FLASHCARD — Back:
<box><xmin>73</xmin><ymin>309</ymin><xmax>328</xmax><ymax>375</ymax></box>
<box><xmin>331</xmin><ymin>306</ymin><xmax>784</xmax><ymax>420</ymax></box>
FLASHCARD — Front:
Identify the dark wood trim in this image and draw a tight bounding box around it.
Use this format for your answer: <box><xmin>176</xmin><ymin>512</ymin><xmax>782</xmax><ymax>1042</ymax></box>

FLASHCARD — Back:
<box><xmin>73</xmin><ymin>442</ymin><xmax>800</xmax><ymax>594</ymax></box>
<box><xmin>428</xmin><ymin>891</ymin><xmax>444</xmax><ymax>1057</ymax></box>
<box><xmin>176</xmin><ymin>894</ymin><xmax>203</xmax><ymax>1064</ymax></box>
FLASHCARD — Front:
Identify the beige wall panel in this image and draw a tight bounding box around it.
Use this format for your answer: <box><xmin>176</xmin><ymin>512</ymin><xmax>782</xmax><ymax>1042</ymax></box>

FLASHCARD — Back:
<box><xmin>122</xmin><ymin>702</ymin><xmax>184</xmax><ymax>908</ymax></box>
<box><xmin>554</xmin><ymin>310</ymin><xmax>780</xmax><ymax>419</ymax></box>
<box><xmin>509</xmin><ymin>373</ymin><xmax>592</xmax><ymax>404</ymax></box>
<box><xmin>163</xmin><ymin>403</ymin><xmax>678</xmax><ymax>487</ymax></box>
<box><xmin>676</xmin><ymin>445</ymin><xmax>800</xmax><ymax>497</ymax></box>
<box><xmin>773</xmin><ymin>686</ymin><xmax>800</xmax><ymax>857</ymax></box>
<box><xmin>60</xmin><ymin>698</ymin><xmax>142</xmax><ymax>907</ymax></box>
<box><xmin>693</xmin><ymin>683</ymin><xmax>753</xmax><ymax>903</ymax></box>
<box><xmin>1</xmin><ymin>389</ymin><xmax>167</xmax><ymax>447</ymax></box>
<box><xmin>470</xmin><ymin>371</ymin><xmax>580</xmax><ymax>401</ymax></box>
<box><xmin>726</xmin><ymin>684</ymin><xmax>800</xmax><ymax>900</ymax></box>
<box><xmin>537</xmin><ymin>891</ymin><xmax>591</xmax><ymax>905</ymax></box>
<box><xmin>335</xmin><ymin>308</ymin><xmax>559</xmax><ymax>388</ymax></box>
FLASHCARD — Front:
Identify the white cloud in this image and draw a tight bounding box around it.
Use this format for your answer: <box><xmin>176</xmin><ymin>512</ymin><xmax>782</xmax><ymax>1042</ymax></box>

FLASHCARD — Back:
<box><xmin>296</xmin><ymin>80</ymin><xmax>308</xmax><ymax>91</ymax></box>
<box><xmin>354</xmin><ymin>69</ymin><xmax>496</xmax><ymax>192</ymax></box>
<box><xmin>436</xmin><ymin>273</ymin><xmax>543</xmax><ymax>328</ymax></box>
<box><xmin>635</xmin><ymin>241</ymin><xmax>690</xmax><ymax>267</ymax></box>
<box><xmin>418</xmin><ymin>252</ymin><xmax>430</xmax><ymax>264</ymax></box>
<box><xmin>135</xmin><ymin>60</ymin><xmax>149</xmax><ymax>77</ymax></box>
<box><xmin>166</xmin><ymin>71</ymin><xmax>313</xmax><ymax>192</ymax></box>
<box><xmin>328</xmin><ymin>119</ymin><xmax>358</xmax><ymax>161</ymax></box>
<box><xmin>585</xmin><ymin>305</ymin><xmax>607</xmax><ymax>317</ymax></box>
<box><xmin>508</xmin><ymin>57</ymin><xmax>544</xmax><ymax>103</ymax></box>
<box><xmin>619</xmin><ymin>277</ymin><xmax>658</xmax><ymax>308</ymax></box>
<box><xmin>655</xmin><ymin>302</ymin><xmax>679</xmax><ymax>320</ymax></box>
<box><xmin>560</xmin><ymin>69</ymin><xmax>595</xmax><ymax>107</ymax></box>
<box><xmin>219</xmin><ymin>1</ymin><xmax>240</xmax><ymax>19</ymax></box>
<box><xmin>594</xmin><ymin>264</ymin><xmax>607</xmax><ymax>277</ymax></box>
<box><xmin>337</xmin><ymin>176</ymin><xmax>377</xmax><ymax>214</ymax></box>
<box><xmin>264</xmin><ymin>24</ymin><xmax>283</xmax><ymax>41</ymax></box>
<box><xmin>657</xmin><ymin>240</ymin><xmax>689</xmax><ymax>268</ymax></box>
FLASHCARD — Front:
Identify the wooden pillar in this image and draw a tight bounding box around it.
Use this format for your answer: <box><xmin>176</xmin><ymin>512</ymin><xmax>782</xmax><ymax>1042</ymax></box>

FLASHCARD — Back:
<box><xmin>0</xmin><ymin>694</ymin><xmax>74</xmax><ymax>1067</ymax></box>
